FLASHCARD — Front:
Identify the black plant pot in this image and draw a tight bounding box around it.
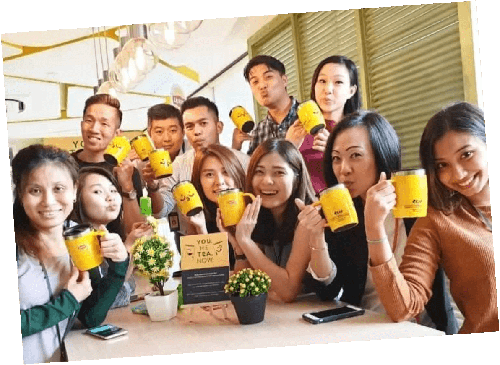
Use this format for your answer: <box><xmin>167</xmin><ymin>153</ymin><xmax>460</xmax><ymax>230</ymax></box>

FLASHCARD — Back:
<box><xmin>230</xmin><ymin>293</ymin><xmax>267</xmax><ymax>324</ymax></box>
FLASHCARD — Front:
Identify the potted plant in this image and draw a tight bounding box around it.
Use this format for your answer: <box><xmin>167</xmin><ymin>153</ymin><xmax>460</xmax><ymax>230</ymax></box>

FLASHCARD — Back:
<box><xmin>224</xmin><ymin>268</ymin><xmax>271</xmax><ymax>324</ymax></box>
<box><xmin>130</xmin><ymin>217</ymin><xmax>177</xmax><ymax>321</ymax></box>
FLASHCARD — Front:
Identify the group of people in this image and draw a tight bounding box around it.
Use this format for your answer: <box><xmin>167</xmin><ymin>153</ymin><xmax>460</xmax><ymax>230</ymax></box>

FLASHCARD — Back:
<box><xmin>14</xmin><ymin>53</ymin><xmax>497</xmax><ymax>363</ymax></box>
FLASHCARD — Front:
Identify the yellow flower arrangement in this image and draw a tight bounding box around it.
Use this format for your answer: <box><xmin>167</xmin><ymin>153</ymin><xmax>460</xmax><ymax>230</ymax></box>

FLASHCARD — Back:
<box><xmin>224</xmin><ymin>268</ymin><xmax>271</xmax><ymax>298</ymax></box>
<box><xmin>130</xmin><ymin>217</ymin><xmax>174</xmax><ymax>296</ymax></box>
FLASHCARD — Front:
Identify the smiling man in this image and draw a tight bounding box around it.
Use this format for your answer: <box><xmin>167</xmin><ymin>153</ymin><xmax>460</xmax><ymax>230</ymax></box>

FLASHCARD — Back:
<box><xmin>157</xmin><ymin>96</ymin><xmax>249</xmax><ymax>249</ymax></box>
<box><xmin>232</xmin><ymin>55</ymin><xmax>304</xmax><ymax>155</ymax></box>
<box><xmin>72</xmin><ymin>94</ymin><xmax>144</xmax><ymax>235</ymax></box>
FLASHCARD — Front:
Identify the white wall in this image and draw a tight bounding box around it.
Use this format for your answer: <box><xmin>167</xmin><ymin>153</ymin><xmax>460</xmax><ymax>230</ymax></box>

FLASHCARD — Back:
<box><xmin>194</xmin><ymin>55</ymin><xmax>255</xmax><ymax>153</ymax></box>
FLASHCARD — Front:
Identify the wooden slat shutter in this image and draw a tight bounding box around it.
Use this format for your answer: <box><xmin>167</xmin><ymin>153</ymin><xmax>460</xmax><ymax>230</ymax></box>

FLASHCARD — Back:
<box><xmin>363</xmin><ymin>2</ymin><xmax>464</xmax><ymax>169</ymax></box>
<box><xmin>296</xmin><ymin>10</ymin><xmax>359</xmax><ymax>101</ymax></box>
<box><xmin>250</xmin><ymin>20</ymin><xmax>298</xmax><ymax>121</ymax></box>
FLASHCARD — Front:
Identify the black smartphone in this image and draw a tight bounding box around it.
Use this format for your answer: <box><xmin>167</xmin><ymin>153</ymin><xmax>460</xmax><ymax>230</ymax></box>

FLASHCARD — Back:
<box><xmin>85</xmin><ymin>324</ymin><xmax>128</xmax><ymax>340</ymax></box>
<box><xmin>302</xmin><ymin>305</ymin><xmax>365</xmax><ymax>324</ymax></box>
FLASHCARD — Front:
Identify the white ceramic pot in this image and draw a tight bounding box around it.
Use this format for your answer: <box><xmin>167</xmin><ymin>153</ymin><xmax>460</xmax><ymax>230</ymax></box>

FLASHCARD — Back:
<box><xmin>144</xmin><ymin>290</ymin><xmax>178</xmax><ymax>321</ymax></box>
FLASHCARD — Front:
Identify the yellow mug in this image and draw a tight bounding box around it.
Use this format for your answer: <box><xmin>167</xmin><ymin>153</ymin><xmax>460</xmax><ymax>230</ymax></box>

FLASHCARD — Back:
<box><xmin>63</xmin><ymin>224</ymin><xmax>106</xmax><ymax>271</ymax></box>
<box><xmin>229</xmin><ymin>106</ymin><xmax>255</xmax><ymax>133</ymax></box>
<box><xmin>391</xmin><ymin>169</ymin><xmax>428</xmax><ymax>218</ymax></box>
<box><xmin>149</xmin><ymin>149</ymin><xmax>173</xmax><ymax>179</ymax></box>
<box><xmin>217</xmin><ymin>188</ymin><xmax>256</xmax><ymax>227</ymax></box>
<box><xmin>313</xmin><ymin>184</ymin><xmax>358</xmax><ymax>232</ymax></box>
<box><xmin>172</xmin><ymin>181</ymin><xmax>204</xmax><ymax>216</ymax></box>
<box><xmin>104</xmin><ymin>136</ymin><xmax>131</xmax><ymax>165</ymax></box>
<box><xmin>297</xmin><ymin>100</ymin><xmax>326</xmax><ymax>135</ymax></box>
<box><xmin>131</xmin><ymin>134</ymin><xmax>155</xmax><ymax>161</ymax></box>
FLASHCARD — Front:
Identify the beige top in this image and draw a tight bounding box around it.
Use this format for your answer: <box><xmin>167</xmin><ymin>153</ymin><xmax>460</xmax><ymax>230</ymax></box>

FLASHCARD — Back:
<box><xmin>370</xmin><ymin>204</ymin><xmax>498</xmax><ymax>334</ymax></box>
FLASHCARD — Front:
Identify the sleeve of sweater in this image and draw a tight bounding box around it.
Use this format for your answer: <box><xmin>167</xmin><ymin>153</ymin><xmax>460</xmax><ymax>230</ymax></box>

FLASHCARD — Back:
<box><xmin>77</xmin><ymin>256</ymin><xmax>129</xmax><ymax>328</ymax></box>
<box><xmin>369</xmin><ymin>214</ymin><xmax>441</xmax><ymax>322</ymax></box>
<box><xmin>20</xmin><ymin>290</ymin><xmax>81</xmax><ymax>338</ymax></box>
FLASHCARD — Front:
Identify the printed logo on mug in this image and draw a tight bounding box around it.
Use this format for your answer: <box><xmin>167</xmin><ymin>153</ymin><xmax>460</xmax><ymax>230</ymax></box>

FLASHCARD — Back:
<box><xmin>172</xmin><ymin>181</ymin><xmax>204</xmax><ymax>216</ymax></box>
<box><xmin>391</xmin><ymin>169</ymin><xmax>428</xmax><ymax>218</ymax></box>
<box><xmin>218</xmin><ymin>188</ymin><xmax>256</xmax><ymax>227</ymax></box>
<box><xmin>63</xmin><ymin>224</ymin><xmax>105</xmax><ymax>271</ymax></box>
<box><xmin>229</xmin><ymin>106</ymin><xmax>255</xmax><ymax>133</ymax></box>
<box><xmin>149</xmin><ymin>149</ymin><xmax>173</xmax><ymax>179</ymax></box>
<box><xmin>131</xmin><ymin>134</ymin><xmax>155</xmax><ymax>161</ymax></box>
<box><xmin>297</xmin><ymin>100</ymin><xmax>326</xmax><ymax>135</ymax></box>
<box><xmin>104</xmin><ymin>136</ymin><xmax>131</xmax><ymax>165</ymax></box>
<box><xmin>313</xmin><ymin>184</ymin><xmax>358</xmax><ymax>232</ymax></box>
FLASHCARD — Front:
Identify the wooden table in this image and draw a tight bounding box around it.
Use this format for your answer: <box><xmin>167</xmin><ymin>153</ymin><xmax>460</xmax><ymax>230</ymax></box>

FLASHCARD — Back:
<box><xmin>65</xmin><ymin>293</ymin><xmax>443</xmax><ymax>361</ymax></box>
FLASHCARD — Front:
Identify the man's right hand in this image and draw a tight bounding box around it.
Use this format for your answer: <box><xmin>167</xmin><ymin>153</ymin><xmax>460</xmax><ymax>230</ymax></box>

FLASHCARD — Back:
<box><xmin>232</xmin><ymin>128</ymin><xmax>252</xmax><ymax>151</ymax></box>
<box><xmin>141</xmin><ymin>161</ymin><xmax>158</xmax><ymax>188</ymax></box>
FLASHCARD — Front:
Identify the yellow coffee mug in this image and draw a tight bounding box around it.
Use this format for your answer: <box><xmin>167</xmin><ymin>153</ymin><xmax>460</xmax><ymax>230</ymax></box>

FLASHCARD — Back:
<box><xmin>104</xmin><ymin>136</ymin><xmax>131</xmax><ymax>165</ymax></box>
<box><xmin>172</xmin><ymin>181</ymin><xmax>204</xmax><ymax>216</ymax></box>
<box><xmin>229</xmin><ymin>106</ymin><xmax>255</xmax><ymax>133</ymax></box>
<box><xmin>297</xmin><ymin>100</ymin><xmax>326</xmax><ymax>135</ymax></box>
<box><xmin>313</xmin><ymin>184</ymin><xmax>358</xmax><ymax>232</ymax></box>
<box><xmin>391</xmin><ymin>169</ymin><xmax>428</xmax><ymax>218</ymax></box>
<box><xmin>63</xmin><ymin>224</ymin><xmax>106</xmax><ymax>271</ymax></box>
<box><xmin>149</xmin><ymin>149</ymin><xmax>173</xmax><ymax>179</ymax></box>
<box><xmin>217</xmin><ymin>188</ymin><xmax>256</xmax><ymax>227</ymax></box>
<box><xmin>131</xmin><ymin>134</ymin><xmax>155</xmax><ymax>161</ymax></box>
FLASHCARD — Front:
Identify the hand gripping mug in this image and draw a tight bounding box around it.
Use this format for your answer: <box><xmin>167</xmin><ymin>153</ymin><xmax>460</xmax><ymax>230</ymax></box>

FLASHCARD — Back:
<box><xmin>172</xmin><ymin>181</ymin><xmax>204</xmax><ymax>216</ymax></box>
<box><xmin>149</xmin><ymin>149</ymin><xmax>173</xmax><ymax>179</ymax></box>
<box><xmin>104</xmin><ymin>136</ymin><xmax>131</xmax><ymax>165</ymax></box>
<box><xmin>63</xmin><ymin>224</ymin><xmax>106</xmax><ymax>271</ymax></box>
<box><xmin>313</xmin><ymin>184</ymin><xmax>358</xmax><ymax>232</ymax></box>
<box><xmin>218</xmin><ymin>188</ymin><xmax>256</xmax><ymax>227</ymax></box>
<box><xmin>229</xmin><ymin>106</ymin><xmax>255</xmax><ymax>133</ymax></box>
<box><xmin>131</xmin><ymin>133</ymin><xmax>155</xmax><ymax>161</ymax></box>
<box><xmin>391</xmin><ymin>169</ymin><xmax>428</xmax><ymax>218</ymax></box>
<box><xmin>297</xmin><ymin>100</ymin><xmax>326</xmax><ymax>135</ymax></box>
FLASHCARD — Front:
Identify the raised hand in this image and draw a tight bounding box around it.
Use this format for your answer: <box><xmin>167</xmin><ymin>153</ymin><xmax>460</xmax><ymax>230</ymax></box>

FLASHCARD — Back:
<box><xmin>185</xmin><ymin>210</ymin><xmax>208</xmax><ymax>235</ymax></box>
<box><xmin>216</xmin><ymin>208</ymin><xmax>241</xmax><ymax>252</ymax></box>
<box><xmin>312</xmin><ymin>128</ymin><xmax>330</xmax><ymax>152</ymax></box>
<box><xmin>66</xmin><ymin>266</ymin><xmax>92</xmax><ymax>302</ymax></box>
<box><xmin>364</xmin><ymin>172</ymin><xmax>396</xmax><ymax>231</ymax></box>
<box><xmin>98</xmin><ymin>226</ymin><xmax>128</xmax><ymax>262</ymax></box>
<box><xmin>124</xmin><ymin>222</ymin><xmax>154</xmax><ymax>251</ymax></box>
<box><xmin>285</xmin><ymin>119</ymin><xmax>308</xmax><ymax>148</ymax></box>
<box><xmin>141</xmin><ymin>161</ymin><xmax>158</xmax><ymax>189</ymax></box>
<box><xmin>113</xmin><ymin>158</ymin><xmax>135</xmax><ymax>192</ymax></box>
<box><xmin>235</xmin><ymin>195</ymin><xmax>262</xmax><ymax>246</ymax></box>
<box><xmin>295</xmin><ymin>198</ymin><xmax>326</xmax><ymax>240</ymax></box>
<box><xmin>232</xmin><ymin>128</ymin><xmax>253</xmax><ymax>151</ymax></box>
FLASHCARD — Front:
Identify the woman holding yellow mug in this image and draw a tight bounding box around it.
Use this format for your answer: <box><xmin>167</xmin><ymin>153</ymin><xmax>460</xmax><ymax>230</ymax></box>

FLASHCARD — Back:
<box><xmin>367</xmin><ymin>102</ymin><xmax>497</xmax><ymax>334</ymax></box>
<box><xmin>187</xmin><ymin>144</ymin><xmax>246</xmax><ymax>269</ymax></box>
<box><xmin>14</xmin><ymin>145</ymin><xmax>129</xmax><ymax>364</ymax></box>
<box><xmin>300</xmin><ymin>111</ymin><xmax>456</xmax><ymax>333</ymax></box>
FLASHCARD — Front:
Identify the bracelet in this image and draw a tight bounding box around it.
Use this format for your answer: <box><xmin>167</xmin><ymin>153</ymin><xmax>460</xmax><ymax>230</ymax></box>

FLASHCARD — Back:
<box><xmin>366</xmin><ymin>236</ymin><xmax>388</xmax><ymax>245</ymax></box>
<box><xmin>310</xmin><ymin>245</ymin><xmax>327</xmax><ymax>251</ymax></box>
<box><xmin>235</xmin><ymin>253</ymin><xmax>247</xmax><ymax>261</ymax></box>
<box><xmin>147</xmin><ymin>182</ymin><xmax>160</xmax><ymax>192</ymax></box>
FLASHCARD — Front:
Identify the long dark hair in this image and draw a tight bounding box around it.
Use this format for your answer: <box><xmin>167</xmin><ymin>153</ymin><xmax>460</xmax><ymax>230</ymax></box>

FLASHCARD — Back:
<box><xmin>310</xmin><ymin>55</ymin><xmax>361</xmax><ymax>117</ymax></box>
<box><xmin>323</xmin><ymin>110</ymin><xmax>401</xmax><ymax>191</ymax></box>
<box><xmin>12</xmin><ymin>144</ymin><xmax>79</xmax><ymax>258</ymax></box>
<box><xmin>420</xmin><ymin>102</ymin><xmax>486</xmax><ymax>212</ymax></box>
<box><xmin>246</xmin><ymin>139</ymin><xmax>316</xmax><ymax>247</ymax></box>
<box><xmin>191</xmin><ymin>144</ymin><xmax>246</xmax><ymax>229</ymax></box>
<box><xmin>73</xmin><ymin>166</ymin><xmax>124</xmax><ymax>239</ymax></box>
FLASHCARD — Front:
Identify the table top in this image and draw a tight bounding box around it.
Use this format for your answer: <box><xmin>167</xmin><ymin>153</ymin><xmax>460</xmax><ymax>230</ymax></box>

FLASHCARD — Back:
<box><xmin>65</xmin><ymin>292</ymin><xmax>443</xmax><ymax>361</ymax></box>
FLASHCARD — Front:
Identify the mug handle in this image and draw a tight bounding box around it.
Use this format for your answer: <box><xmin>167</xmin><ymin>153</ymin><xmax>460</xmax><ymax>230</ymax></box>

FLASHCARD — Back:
<box><xmin>389</xmin><ymin>178</ymin><xmax>397</xmax><ymax>211</ymax></box>
<box><xmin>242</xmin><ymin>193</ymin><xmax>256</xmax><ymax>202</ymax></box>
<box><xmin>92</xmin><ymin>229</ymin><xmax>107</xmax><ymax>238</ymax></box>
<box><xmin>311</xmin><ymin>201</ymin><xmax>330</xmax><ymax>228</ymax></box>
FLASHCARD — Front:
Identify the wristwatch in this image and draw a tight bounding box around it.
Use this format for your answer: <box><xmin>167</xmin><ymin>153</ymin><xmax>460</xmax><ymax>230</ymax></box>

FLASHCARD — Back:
<box><xmin>122</xmin><ymin>189</ymin><xmax>137</xmax><ymax>200</ymax></box>
<box><xmin>235</xmin><ymin>253</ymin><xmax>247</xmax><ymax>261</ymax></box>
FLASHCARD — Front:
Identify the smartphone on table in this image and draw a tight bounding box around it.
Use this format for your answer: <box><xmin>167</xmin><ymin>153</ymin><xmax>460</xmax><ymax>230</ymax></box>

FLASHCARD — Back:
<box><xmin>302</xmin><ymin>304</ymin><xmax>365</xmax><ymax>324</ymax></box>
<box><xmin>85</xmin><ymin>324</ymin><xmax>128</xmax><ymax>340</ymax></box>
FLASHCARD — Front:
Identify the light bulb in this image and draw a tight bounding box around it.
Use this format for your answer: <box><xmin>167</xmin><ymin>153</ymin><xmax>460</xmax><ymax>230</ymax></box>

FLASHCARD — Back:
<box><xmin>128</xmin><ymin>58</ymin><xmax>138</xmax><ymax>81</ymax></box>
<box><xmin>134</xmin><ymin>45</ymin><xmax>146</xmax><ymax>71</ymax></box>
<box><xmin>120</xmin><ymin>67</ymin><xmax>130</xmax><ymax>89</ymax></box>
<box><xmin>165</xmin><ymin>22</ymin><xmax>176</xmax><ymax>45</ymax></box>
<box><xmin>97</xmin><ymin>81</ymin><xmax>118</xmax><ymax>98</ymax></box>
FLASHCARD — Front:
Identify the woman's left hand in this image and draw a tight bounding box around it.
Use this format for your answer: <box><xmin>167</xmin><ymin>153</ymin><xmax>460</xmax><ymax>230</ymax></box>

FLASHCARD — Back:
<box><xmin>285</xmin><ymin>119</ymin><xmax>308</xmax><ymax>149</ymax></box>
<box><xmin>186</xmin><ymin>210</ymin><xmax>208</xmax><ymax>234</ymax></box>
<box><xmin>124</xmin><ymin>222</ymin><xmax>153</xmax><ymax>251</ymax></box>
<box><xmin>312</xmin><ymin>128</ymin><xmax>330</xmax><ymax>152</ymax></box>
<box><xmin>235</xmin><ymin>195</ymin><xmax>262</xmax><ymax>246</ymax></box>
<box><xmin>98</xmin><ymin>226</ymin><xmax>128</xmax><ymax>262</ymax></box>
<box><xmin>364</xmin><ymin>172</ymin><xmax>396</xmax><ymax>231</ymax></box>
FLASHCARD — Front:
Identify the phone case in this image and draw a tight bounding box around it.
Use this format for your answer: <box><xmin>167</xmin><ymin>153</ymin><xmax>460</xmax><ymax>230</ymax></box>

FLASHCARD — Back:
<box><xmin>302</xmin><ymin>305</ymin><xmax>365</xmax><ymax>324</ymax></box>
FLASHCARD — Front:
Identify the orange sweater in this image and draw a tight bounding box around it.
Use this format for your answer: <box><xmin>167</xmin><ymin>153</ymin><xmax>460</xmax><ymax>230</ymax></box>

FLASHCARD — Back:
<box><xmin>370</xmin><ymin>204</ymin><xmax>498</xmax><ymax>334</ymax></box>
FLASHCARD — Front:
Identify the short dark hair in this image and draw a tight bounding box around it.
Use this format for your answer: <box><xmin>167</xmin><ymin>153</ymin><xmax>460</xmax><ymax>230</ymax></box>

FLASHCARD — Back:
<box><xmin>83</xmin><ymin>94</ymin><xmax>122</xmax><ymax>128</ymax></box>
<box><xmin>243</xmin><ymin>55</ymin><xmax>286</xmax><ymax>82</ymax></box>
<box><xmin>147</xmin><ymin>103</ymin><xmax>183</xmax><ymax>130</ymax></box>
<box><xmin>180</xmin><ymin>96</ymin><xmax>219</xmax><ymax>120</ymax></box>
<box><xmin>419</xmin><ymin>101</ymin><xmax>485</xmax><ymax>212</ymax></box>
<box><xmin>310</xmin><ymin>55</ymin><xmax>361</xmax><ymax>116</ymax></box>
<box><xmin>323</xmin><ymin>110</ymin><xmax>401</xmax><ymax>188</ymax></box>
